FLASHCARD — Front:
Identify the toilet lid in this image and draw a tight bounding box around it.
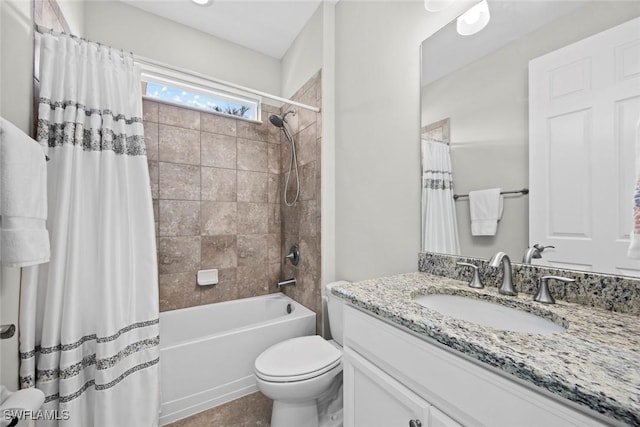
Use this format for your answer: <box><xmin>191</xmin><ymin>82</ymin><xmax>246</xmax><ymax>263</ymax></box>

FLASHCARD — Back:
<box><xmin>255</xmin><ymin>335</ymin><xmax>342</xmax><ymax>382</ymax></box>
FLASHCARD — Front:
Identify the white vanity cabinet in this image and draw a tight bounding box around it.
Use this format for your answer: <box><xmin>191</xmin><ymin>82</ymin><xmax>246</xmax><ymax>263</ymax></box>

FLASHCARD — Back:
<box><xmin>344</xmin><ymin>344</ymin><xmax>462</xmax><ymax>427</ymax></box>
<box><xmin>344</xmin><ymin>346</ymin><xmax>433</xmax><ymax>427</ymax></box>
<box><xmin>342</xmin><ymin>305</ymin><xmax>609</xmax><ymax>427</ymax></box>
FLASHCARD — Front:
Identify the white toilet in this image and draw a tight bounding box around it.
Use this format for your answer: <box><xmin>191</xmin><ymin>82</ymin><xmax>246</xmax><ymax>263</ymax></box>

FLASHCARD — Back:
<box><xmin>254</xmin><ymin>281</ymin><xmax>347</xmax><ymax>427</ymax></box>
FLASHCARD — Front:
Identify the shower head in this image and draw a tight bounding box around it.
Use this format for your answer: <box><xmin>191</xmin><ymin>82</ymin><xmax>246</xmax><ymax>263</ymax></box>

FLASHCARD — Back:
<box><xmin>268</xmin><ymin>110</ymin><xmax>296</xmax><ymax>129</ymax></box>
<box><xmin>269</xmin><ymin>109</ymin><xmax>300</xmax><ymax>206</ymax></box>
<box><xmin>269</xmin><ymin>114</ymin><xmax>285</xmax><ymax>128</ymax></box>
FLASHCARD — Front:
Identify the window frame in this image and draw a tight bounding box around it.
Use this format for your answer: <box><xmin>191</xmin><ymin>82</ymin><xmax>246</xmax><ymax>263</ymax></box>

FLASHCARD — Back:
<box><xmin>139</xmin><ymin>66</ymin><xmax>262</xmax><ymax>122</ymax></box>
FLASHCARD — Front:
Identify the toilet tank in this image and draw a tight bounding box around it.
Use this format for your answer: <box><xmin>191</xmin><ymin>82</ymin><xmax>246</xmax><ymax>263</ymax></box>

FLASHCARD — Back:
<box><xmin>325</xmin><ymin>281</ymin><xmax>349</xmax><ymax>346</ymax></box>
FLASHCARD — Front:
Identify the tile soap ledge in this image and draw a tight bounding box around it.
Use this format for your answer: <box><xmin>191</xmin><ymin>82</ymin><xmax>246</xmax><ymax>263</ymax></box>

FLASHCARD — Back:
<box><xmin>332</xmin><ymin>272</ymin><xmax>640</xmax><ymax>425</ymax></box>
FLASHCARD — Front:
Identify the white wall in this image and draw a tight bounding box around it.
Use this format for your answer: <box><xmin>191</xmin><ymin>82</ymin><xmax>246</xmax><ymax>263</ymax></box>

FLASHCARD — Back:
<box><xmin>321</xmin><ymin>2</ymin><xmax>336</xmax><ymax>287</ymax></box>
<box><xmin>83</xmin><ymin>1</ymin><xmax>281</xmax><ymax>96</ymax></box>
<box><xmin>57</xmin><ymin>0</ymin><xmax>85</xmax><ymax>35</ymax></box>
<box><xmin>280</xmin><ymin>2</ymin><xmax>337</xmax><ymax>291</ymax></box>
<box><xmin>281</xmin><ymin>3</ymin><xmax>323</xmax><ymax>99</ymax></box>
<box><xmin>1</xmin><ymin>0</ymin><xmax>33</xmax><ymax>133</ymax></box>
<box><xmin>421</xmin><ymin>0</ymin><xmax>640</xmax><ymax>259</ymax></box>
<box><xmin>0</xmin><ymin>0</ymin><xmax>33</xmax><ymax>391</ymax></box>
<box><xmin>333</xmin><ymin>0</ymin><xmax>474</xmax><ymax>281</ymax></box>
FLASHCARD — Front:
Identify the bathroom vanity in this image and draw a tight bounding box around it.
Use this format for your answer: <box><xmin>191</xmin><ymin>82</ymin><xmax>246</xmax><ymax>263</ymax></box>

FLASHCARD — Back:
<box><xmin>333</xmin><ymin>272</ymin><xmax>640</xmax><ymax>427</ymax></box>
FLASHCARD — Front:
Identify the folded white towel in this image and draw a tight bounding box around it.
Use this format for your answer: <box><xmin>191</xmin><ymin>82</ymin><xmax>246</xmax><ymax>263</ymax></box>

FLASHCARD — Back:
<box><xmin>469</xmin><ymin>188</ymin><xmax>503</xmax><ymax>236</ymax></box>
<box><xmin>0</xmin><ymin>117</ymin><xmax>50</xmax><ymax>267</ymax></box>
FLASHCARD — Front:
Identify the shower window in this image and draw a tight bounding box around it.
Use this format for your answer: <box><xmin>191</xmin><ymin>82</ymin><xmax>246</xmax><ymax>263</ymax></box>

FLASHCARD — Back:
<box><xmin>141</xmin><ymin>72</ymin><xmax>260</xmax><ymax>121</ymax></box>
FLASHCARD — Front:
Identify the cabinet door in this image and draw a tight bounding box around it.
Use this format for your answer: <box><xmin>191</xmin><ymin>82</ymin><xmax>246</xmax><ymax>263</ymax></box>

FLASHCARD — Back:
<box><xmin>430</xmin><ymin>406</ymin><xmax>463</xmax><ymax>427</ymax></box>
<box><xmin>343</xmin><ymin>347</ymin><xmax>429</xmax><ymax>427</ymax></box>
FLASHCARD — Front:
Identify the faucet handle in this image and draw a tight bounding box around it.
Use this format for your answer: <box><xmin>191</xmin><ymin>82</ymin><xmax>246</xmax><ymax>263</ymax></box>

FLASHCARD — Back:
<box><xmin>533</xmin><ymin>244</ymin><xmax>555</xmax><ymax>251</ymax></box>
<box><xmin>532</xmin><ymin>244</ymin><xmax>555</xmax><ymax>258</ymax></box>
<box><xmin>456</xmin><ymin>262</ymin><xmax>484</xmax><ymax>289</ymax></box>
<box><xmin>534</xmin><ymin>275</ymin><xmax>575</xmax><ymax>304</ymax></box>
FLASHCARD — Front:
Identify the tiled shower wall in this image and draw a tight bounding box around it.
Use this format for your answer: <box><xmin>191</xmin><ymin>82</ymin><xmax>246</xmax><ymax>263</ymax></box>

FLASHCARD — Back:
<box><xmin>280</xmin><ymin>71</ymin><xmax>323</xmax><ymax>333</ymax></box>
<box><xmin>143</xmin><ymin>101</ymin><xmax>284</xmax><ymax>311</ymax></box>
<box><xmin>150</xmin><ymin>73</ymin><xmax>323</xmax><ymax>427</ymax></box>
<box><xmin>144</xmin><ymin>71</ymin><xmax>323</xmax><ymax>325</ymax></box>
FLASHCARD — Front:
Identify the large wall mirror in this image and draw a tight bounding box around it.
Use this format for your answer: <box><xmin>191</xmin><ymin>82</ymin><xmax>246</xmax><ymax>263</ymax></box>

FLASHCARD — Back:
<box><xmin>421</xmin><ymin>1</ymin><xmax>640</xmax><ymax>276</ymax></box>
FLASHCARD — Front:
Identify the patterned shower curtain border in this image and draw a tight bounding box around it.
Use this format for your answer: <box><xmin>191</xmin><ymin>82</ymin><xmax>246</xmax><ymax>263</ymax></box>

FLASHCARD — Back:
<box><xmin>29</xmin><ymin>336</ymin><xmax>159</xmax><ymax>382</ymax></box>
<box><xmin>19</xmin><ymin>318</ymin><xmax>159</xmax><ymax>359</ymax></box>
<box><xmin>34</xmin><ymin>358</ymin><xmax>161</xmax><ymax>404</ymax></box>
<box><xmin>37</xmin><ymin>120</ymin><xmax>146</xmax><ymax>155</ymax></box>
<box><xmin>424</xmin><ymin>178</ymin><xmax>454</xmax><ymax>190</ymax></box>
<box><xmin>38</xmin><ymin>98</ymin><xmax>144</xmax><ymax>124</ymax></box>
<box><xmin>19</xmin><ymin>318</ymin><xmax>159</xmax><ymax>403</ymax></box>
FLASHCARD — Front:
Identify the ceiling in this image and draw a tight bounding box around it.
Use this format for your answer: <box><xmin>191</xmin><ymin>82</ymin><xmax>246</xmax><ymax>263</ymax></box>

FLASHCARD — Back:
<box><xmin>120</xmin><ymin>0</ymin><xmax>324</xmax><ymax>59</ymax></box>
<box><xmin>119</xmin><ymin>1</ymin><xmax>589</xmax><ymax>72</ymax></box>
<box><xmin>421</xmin><ymin>1</ymin><xmax>588</xmax><ymax>85</ymax></box>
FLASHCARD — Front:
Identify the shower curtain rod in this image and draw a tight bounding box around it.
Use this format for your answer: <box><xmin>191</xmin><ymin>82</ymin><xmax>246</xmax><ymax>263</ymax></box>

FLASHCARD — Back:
<box><xmin>35</xmin><ymin>24</ymin><xmax>321</xmax><ymax>114</ymax></box>
<box><xmin>134</xmin><ymin>56</ymin><xmax>321</xmax><ymax>113</ymax></box>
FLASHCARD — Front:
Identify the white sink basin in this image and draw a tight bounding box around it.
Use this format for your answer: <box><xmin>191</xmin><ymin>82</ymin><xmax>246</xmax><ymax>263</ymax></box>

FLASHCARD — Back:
<box><xmin>414</xmin><ymin>294</ymin><xmax>566</xmax><ymax>335</ymax></box>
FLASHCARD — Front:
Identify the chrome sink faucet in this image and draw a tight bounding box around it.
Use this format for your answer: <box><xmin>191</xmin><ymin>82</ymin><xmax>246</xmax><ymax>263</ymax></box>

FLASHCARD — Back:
<box><xmin>488</xmin><ymin>252</ymin><xmax>517</xmax><ymax>296</ymax></box>
<box><xmin>522</xmin><ymin>244</ymin><xmax>554</xmax><ymax>264</ymax></box>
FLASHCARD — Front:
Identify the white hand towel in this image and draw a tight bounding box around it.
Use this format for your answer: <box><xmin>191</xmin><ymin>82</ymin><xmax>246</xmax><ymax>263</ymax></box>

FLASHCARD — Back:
<box><xmin>0</xmin><ymin>116</ymin><xmax>50</xmax><ymax>267</ymax></box>
<box><xmin>469</xmin><ymin>188</ymin><xmax>503</xmax><ymax>236</ymax></box>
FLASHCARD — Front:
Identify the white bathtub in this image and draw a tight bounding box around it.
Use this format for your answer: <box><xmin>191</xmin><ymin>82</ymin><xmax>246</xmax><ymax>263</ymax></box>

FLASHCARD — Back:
<box><xmin>159</xmin><ymin>293</ymin><xmax>316</xmax><ymax>425</ymax></box>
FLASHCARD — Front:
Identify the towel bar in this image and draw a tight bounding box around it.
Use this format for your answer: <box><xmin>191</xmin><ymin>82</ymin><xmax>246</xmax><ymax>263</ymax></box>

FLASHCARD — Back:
<box><xmin>453</xmin><ymin>188</ymin><xmax>528</xmax><ymax>201</ymax></box>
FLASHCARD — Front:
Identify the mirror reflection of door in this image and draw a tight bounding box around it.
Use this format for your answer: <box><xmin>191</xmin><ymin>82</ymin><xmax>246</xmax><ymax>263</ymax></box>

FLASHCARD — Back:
<box><xmin>420</xmin><ymin>0</ymin><xmax>640</xmax><ymax>276</ymax></box>
<box><xmin>529</xmin><ymin>16</ymin><xmax>640</xmax><ymax>276</ymax></box>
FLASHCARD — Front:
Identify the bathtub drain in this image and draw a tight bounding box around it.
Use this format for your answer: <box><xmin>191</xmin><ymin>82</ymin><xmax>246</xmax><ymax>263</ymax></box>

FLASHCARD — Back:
<box><xmin>286</xmin><ymin>303</ymin><xmax>292</xmax><ymax>314</ymax></box>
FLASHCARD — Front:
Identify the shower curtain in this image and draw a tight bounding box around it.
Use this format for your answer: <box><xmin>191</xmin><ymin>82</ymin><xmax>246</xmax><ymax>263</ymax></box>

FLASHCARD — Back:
<box><xmin>19</xmin><ymin>32</ymin><xmax>160</xmax><ymax>426</ymax></box>
<box><xmin>421</xmin><ymin>139</ymin><xmax>460</xmax><ymax>254</ymax></box>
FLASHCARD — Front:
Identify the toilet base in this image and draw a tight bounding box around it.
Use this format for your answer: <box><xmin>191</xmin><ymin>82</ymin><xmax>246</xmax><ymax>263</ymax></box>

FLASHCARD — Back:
<box><xmin>271</xmin><ymin>399</ymin><xmax>318</xmax><ymax>427</ymax></box>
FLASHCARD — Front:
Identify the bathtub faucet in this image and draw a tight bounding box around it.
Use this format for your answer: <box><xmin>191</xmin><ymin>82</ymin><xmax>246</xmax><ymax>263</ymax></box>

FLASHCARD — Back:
<box><xmin>277</xmin><ymin>278</ymin><xmax>296</xmax><ymax>289</ymax></box>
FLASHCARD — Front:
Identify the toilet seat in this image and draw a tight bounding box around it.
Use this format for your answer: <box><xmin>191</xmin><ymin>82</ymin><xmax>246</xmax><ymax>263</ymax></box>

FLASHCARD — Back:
<box><xmin>255</xmin><ymin>335</ymin><xmax>342</xmax><ymax>383</ymax></box>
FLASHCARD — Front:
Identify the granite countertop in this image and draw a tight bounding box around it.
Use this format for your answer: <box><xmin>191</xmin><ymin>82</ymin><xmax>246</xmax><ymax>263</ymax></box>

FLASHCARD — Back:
<box><xmin>332</xmin><ymin>272</ymin><xmax>640</xmax><ymax>425</ymax></box>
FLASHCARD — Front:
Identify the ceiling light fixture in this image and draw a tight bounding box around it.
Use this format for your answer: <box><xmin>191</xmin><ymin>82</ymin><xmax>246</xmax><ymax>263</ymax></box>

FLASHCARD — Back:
<box><xmin>191</xmin><ymin>0</ymin><xmax>211</xmax><ymax>5</ymax></box>
<box><xmin>456</xmin><ymin>0</ymin><xmax>491</xmax><ymax>36</ymax></box>
<box><xmin>424</xmin><ymin>0</ymin><xmax>454</xmax><ymax>12</ymax></box>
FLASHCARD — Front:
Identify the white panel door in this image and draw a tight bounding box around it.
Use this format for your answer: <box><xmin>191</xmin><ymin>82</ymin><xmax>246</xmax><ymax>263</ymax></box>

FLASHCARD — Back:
<box><xmin>529</xmin><ymin>16</ymin><xmax>640</xmax><ymax>276</ymax></box>
<box><xmin>343</xmin><ymin>347</ymin><xmax>430</xmax><ymax>427</ymax></box>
